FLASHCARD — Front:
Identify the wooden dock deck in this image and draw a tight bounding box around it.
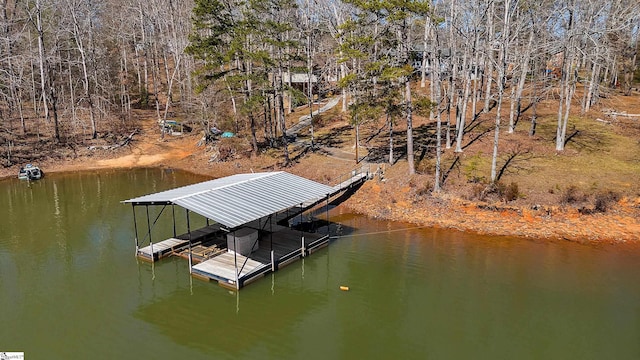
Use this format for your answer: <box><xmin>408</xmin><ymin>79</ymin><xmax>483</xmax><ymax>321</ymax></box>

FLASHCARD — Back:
<box><xmin>192</xmin><ymin>252</ymin><xmax>268</xmax><ymax>286</ymax></box>
<box><xmin>137</xmin><ymin>237</ymin><xmax>189</xmax><ymax>262</ymax></box>
<box><xmin>190</xmin><ymin>226</ymin><xmax>329</xmax><ymax>289</ymax></box>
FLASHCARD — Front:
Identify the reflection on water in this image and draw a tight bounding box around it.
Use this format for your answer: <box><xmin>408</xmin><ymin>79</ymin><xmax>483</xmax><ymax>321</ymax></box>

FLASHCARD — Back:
<box><xmin>0</xmin><ymin>168</ymin><xmax>639</xmax><ymax>359</ymax></box>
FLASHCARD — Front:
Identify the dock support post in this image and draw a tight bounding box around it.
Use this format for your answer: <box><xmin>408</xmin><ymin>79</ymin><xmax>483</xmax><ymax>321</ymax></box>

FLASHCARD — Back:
<box><xmin>270</xmin><ymin>215</ymin><xmax>274</xmax><ymax>270</ymax></box>
<box><xmin>132</xmin><ymin>205</ymin><xmax>139</xmax><ymax>254</ymax></box>
<box><xmin>254</xmin><ymin>218</ymin><xmax>262</xmax><ymax>254</ymax></box>
<box><xmin>300</xmin><ymin>203</ymin><xmax>305</xmax><ymax>257</ymax></box>
<box><xmin>187</xmin><ymin>209</ymin><xmax>192</xmax><ymax>273</ymax></box>
<box><xmin>188</xmin><ymin>241</ymin><xmax>192</xmax><ymax>273</ymax></box>
<box><xmin>171</xmin><ymin>204</ymin><xmax>176</xmax><ymax>238</ymax></box>
<box><xmin>326</xmin><ymin>193</ymin><xmax>329</xmax><ymax>236</ymax></box>
<box><xmin>233</xmin><ymin>231</ymin><xmax>239</xmax><ymax>290</ymax></box>
<box><xmin>271</xmin><ymin>250</ymin><xmax>275</xmax><ymax>272</ymax></box>
<box><xmin>146</xmin><ymin>205</ymin><xmax>154</xmax><ymax>262</ymax></box>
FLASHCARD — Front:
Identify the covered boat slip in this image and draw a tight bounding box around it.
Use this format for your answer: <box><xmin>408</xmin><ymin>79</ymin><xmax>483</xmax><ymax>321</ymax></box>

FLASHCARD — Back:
<box><xmin>123</xmin><ymin>170</ymin><xmax>369</xmax><ymax>289</ymax></box>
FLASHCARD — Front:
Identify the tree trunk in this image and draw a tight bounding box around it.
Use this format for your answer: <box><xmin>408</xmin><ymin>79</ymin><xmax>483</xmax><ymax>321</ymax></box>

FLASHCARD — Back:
<box><xmin>277</xmin><ymin>64</ymin><xmax>290</xmax><ymax>165</ymax></box>
<box><xmin>355</xmin><ymin>121</ymin><xmax>360</xmax><ymax>163</ymax></box>
<box><xmin>420</xmin><ymin>17</ymin><xmax>429</xmax><ymax>88</ymax></box>
<box><xmin>34</xmin><ymin>1</ymin><xmax>50</xmax><ymax>125</ymax></box>
<box><xmin>455</xmin><ymin>47</ymin><xmax>471</xmax><ymax>152</ymax></box>
<box><xmin>511</xmin><ymin>30</ymin><xmax>533</xmax><ymax>133</ymax></box>
<box><xmin>556</xmin><ymin>9</ymin><xmax>575</xmax><ymax>152</ymax></box>
<box><xmin>388</xmin><ymin>112</ymin><xmax>394</xmax><ymax>164</ymax></box>
<box><xmin>341</xmin><ymin>62</ymin><xmax>348</xmax><ymax>113</ymax></box>
<box><xmin>405</xmin><ymin>79</ymin><xmax>415</xmax><ymax>175</ymax></box>
<box><xmin>68</xmin><ymin>0</ymin><xmax>97</xmax><ymax>139</ymax></box>
<box><xmin>483</xmin><ymin>0</ymin><xmax>495</xmax><ymax>113</ymax></box>
<box><xmin>306</xmin><ymin>0</ymin><xmax>315</xmax><ymax>149</ymax></box>
<box><xmin>446</xmin><ymin>0</ymin><xmax>456</xmax><ymax>150</ymax></box>
<box><xmin>584</xmin><ymin>63</ymin><xmax>599</xmax><ymax>113</ymax></box>
<box><xmin>434</xmin><ymin>60</ymin><xmax>442</xmax><ymax>192</ymax></box>
<box><xmin>490</xmin><ymin>0</ymin><xmax>511</xmax><ymax>183</ymax></box>
<box><xmin>529</xmin><ymin>59</ymin><xmax>539</xmax><ymax>137</ymax></box>
<box><xmin>48</xmin><ymin>64</ymin><xmax>60</xmax><ymax>142</ymax></box>
<box><xmin>468</xmin><ymin>3</ymin><xmax>482</xmax><ymax>138</ymax></box>
<box><xmin>403</xmin><ymin>20</ymin><xmax>415</xmax><ymax>175</ymax></box>
<box><xmin>138</xmin><ymin>2</ymin><xmax>149</xmax><ymax>94</ymax></box>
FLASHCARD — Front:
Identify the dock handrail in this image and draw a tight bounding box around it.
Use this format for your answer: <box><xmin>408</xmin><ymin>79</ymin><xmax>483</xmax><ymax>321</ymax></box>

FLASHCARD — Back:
<box><xmin>329</xmin><ymin>164</ymin><xmax>372</xmax><ymax>191</ymax></box>
<box><xmin>326</xmin><ymin>164</ymin><xmax>371</xmax><ymax>187</ymax></box>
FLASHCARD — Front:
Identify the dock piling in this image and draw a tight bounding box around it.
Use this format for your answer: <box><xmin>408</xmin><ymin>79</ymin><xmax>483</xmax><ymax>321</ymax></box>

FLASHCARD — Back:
<box><xmin>271</xmin><ymin>250</ymin><xmax>275</xmax><ymax>272</ymax></box>
<box><xmin>187</xmin><ymin>209</ymin><xmax>192</xmax><ymax>273</ymax></box>
<box><xmin>132</xmin><ymin>204</ymin><xmax>139</xmax><ymax>255</ymax></box>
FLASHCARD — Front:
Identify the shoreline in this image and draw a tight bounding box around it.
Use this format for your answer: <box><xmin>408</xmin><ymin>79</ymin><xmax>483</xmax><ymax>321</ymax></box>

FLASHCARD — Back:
<box><xmin>342</xmin><ymin>177</ymin><xmax>640</xmax><ymax>245</ymax></box>
<box><xmin>2</xmin><ymin>135</ymin><xmax>639</xmax><ymax>245</ymax></box>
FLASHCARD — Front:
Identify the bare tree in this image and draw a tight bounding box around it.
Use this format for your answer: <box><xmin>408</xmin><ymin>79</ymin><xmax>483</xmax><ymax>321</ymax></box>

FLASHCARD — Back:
<box><xmin>490</xmin><ymin>0</ymin><xmax>514</xmax><ymax>183</ymax></box>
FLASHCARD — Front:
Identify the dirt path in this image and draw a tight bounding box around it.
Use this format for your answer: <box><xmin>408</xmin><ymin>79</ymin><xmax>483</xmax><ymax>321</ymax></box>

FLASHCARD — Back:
<box><xmin>92</xmin><ymin>113</ymin><xmax>197</xmax><ymax>169</ymax></box>
<box><xmin>93</xmin><ymin>135</ymin><xmax>194</xmax><ymax>169</ymax></box>
<box><xmin>286</xmin><ymin>97</ymin><xmax>341</xmax><ymax>136</ymax></box>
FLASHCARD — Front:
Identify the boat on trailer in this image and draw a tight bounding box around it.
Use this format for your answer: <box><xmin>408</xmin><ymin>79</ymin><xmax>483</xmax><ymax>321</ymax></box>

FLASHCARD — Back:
<box><xmin>18</xmin><ymin>164</ymin><xmax>44</xmax><ymax>180</ymax></box>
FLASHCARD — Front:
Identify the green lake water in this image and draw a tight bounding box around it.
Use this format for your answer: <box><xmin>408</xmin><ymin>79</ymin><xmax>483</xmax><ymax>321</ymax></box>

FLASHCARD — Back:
<box><xmin>1</xmin><ymin>168</ymin><xmax>639</xmax><ymax>359</ymax></box>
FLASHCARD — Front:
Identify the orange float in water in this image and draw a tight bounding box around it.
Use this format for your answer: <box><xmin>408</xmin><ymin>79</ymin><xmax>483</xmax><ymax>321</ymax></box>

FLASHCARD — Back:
<box><xmin>339</xmin><ymin>286</ymin><xmax>350</xmax><ymax>291</ymax></box>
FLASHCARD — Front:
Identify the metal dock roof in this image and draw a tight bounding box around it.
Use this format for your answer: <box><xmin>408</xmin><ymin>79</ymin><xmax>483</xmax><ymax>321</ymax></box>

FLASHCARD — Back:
<box><xmin>122</xmin><ymin>171</ymin><xmax>334</xmax><ymax>229</ymax></box>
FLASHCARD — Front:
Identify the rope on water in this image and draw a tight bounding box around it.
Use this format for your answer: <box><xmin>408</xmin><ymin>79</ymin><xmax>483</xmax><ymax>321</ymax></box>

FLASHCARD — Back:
<box><xmin>329</xmin><ymin>225</ymin><xmax>428</xmax><ymax>239</ymax></box>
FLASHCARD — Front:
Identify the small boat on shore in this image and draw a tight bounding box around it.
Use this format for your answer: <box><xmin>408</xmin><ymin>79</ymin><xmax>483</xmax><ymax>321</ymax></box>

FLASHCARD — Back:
<box><xmin>18</xmin><ymin>164</ymin><xmax>44</xmax><ymax>180</ymax></box>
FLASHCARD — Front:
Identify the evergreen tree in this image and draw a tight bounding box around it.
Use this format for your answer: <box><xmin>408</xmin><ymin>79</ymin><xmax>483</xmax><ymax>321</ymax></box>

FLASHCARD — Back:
<box><xmin>345</xmin><ymin>0</ymin><xmax>430</xmax><ymax>175</ymax></box>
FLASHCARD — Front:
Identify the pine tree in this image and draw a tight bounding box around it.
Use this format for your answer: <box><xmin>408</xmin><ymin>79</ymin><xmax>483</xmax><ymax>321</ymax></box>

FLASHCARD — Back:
<box><xmin>344</xmin><ymin>0</ymin><xmax>430</xmax><ymax>174</ymax></box>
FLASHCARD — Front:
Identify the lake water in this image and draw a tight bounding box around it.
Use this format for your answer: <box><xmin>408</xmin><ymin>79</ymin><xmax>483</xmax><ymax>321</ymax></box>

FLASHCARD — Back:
<box><xmin>1</xmin><ymin>168</ymin><xmax>639</xmax><ymax>359</ymax></box>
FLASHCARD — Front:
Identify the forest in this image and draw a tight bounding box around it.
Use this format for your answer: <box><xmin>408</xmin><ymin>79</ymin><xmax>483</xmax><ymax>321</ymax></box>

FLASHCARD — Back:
<box><xmin>1</xmin><ymin>0</ymin><xmax>639</xmax><ymax>194</ymax></box>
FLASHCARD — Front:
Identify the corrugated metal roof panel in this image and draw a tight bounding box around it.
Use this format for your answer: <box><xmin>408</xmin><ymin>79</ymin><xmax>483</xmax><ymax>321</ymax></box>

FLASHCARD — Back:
<box><xmin>122</xmin><ymin>172</ymin><xmax>273</xmax><ymax>204</ymax></box>
<box><xmin>122</xmin><ymin>172</ymin><xmax>334</xmax><ymax>228</ymax></box>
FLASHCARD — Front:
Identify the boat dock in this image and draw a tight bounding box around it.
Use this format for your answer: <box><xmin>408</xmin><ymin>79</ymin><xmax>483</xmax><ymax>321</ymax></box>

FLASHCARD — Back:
<box><xmin>123</xmin><ymin>168</ymin><xmax>371</xmax><ymax>290</ymax></box>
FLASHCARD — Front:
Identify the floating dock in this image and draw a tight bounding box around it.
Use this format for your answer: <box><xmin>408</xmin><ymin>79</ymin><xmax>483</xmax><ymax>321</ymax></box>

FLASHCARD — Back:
<box><xmin>123</xmin><ymin>169</ymin><xmax>370</xmax><ymax>290</ymax></box>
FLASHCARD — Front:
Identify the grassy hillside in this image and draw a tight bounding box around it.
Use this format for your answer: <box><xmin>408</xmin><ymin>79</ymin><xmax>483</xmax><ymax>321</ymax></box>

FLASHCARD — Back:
<box><xmin>315</xmin><ymin>87</ymin><xmax>640</xmax><ymax>212</ymax></box>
